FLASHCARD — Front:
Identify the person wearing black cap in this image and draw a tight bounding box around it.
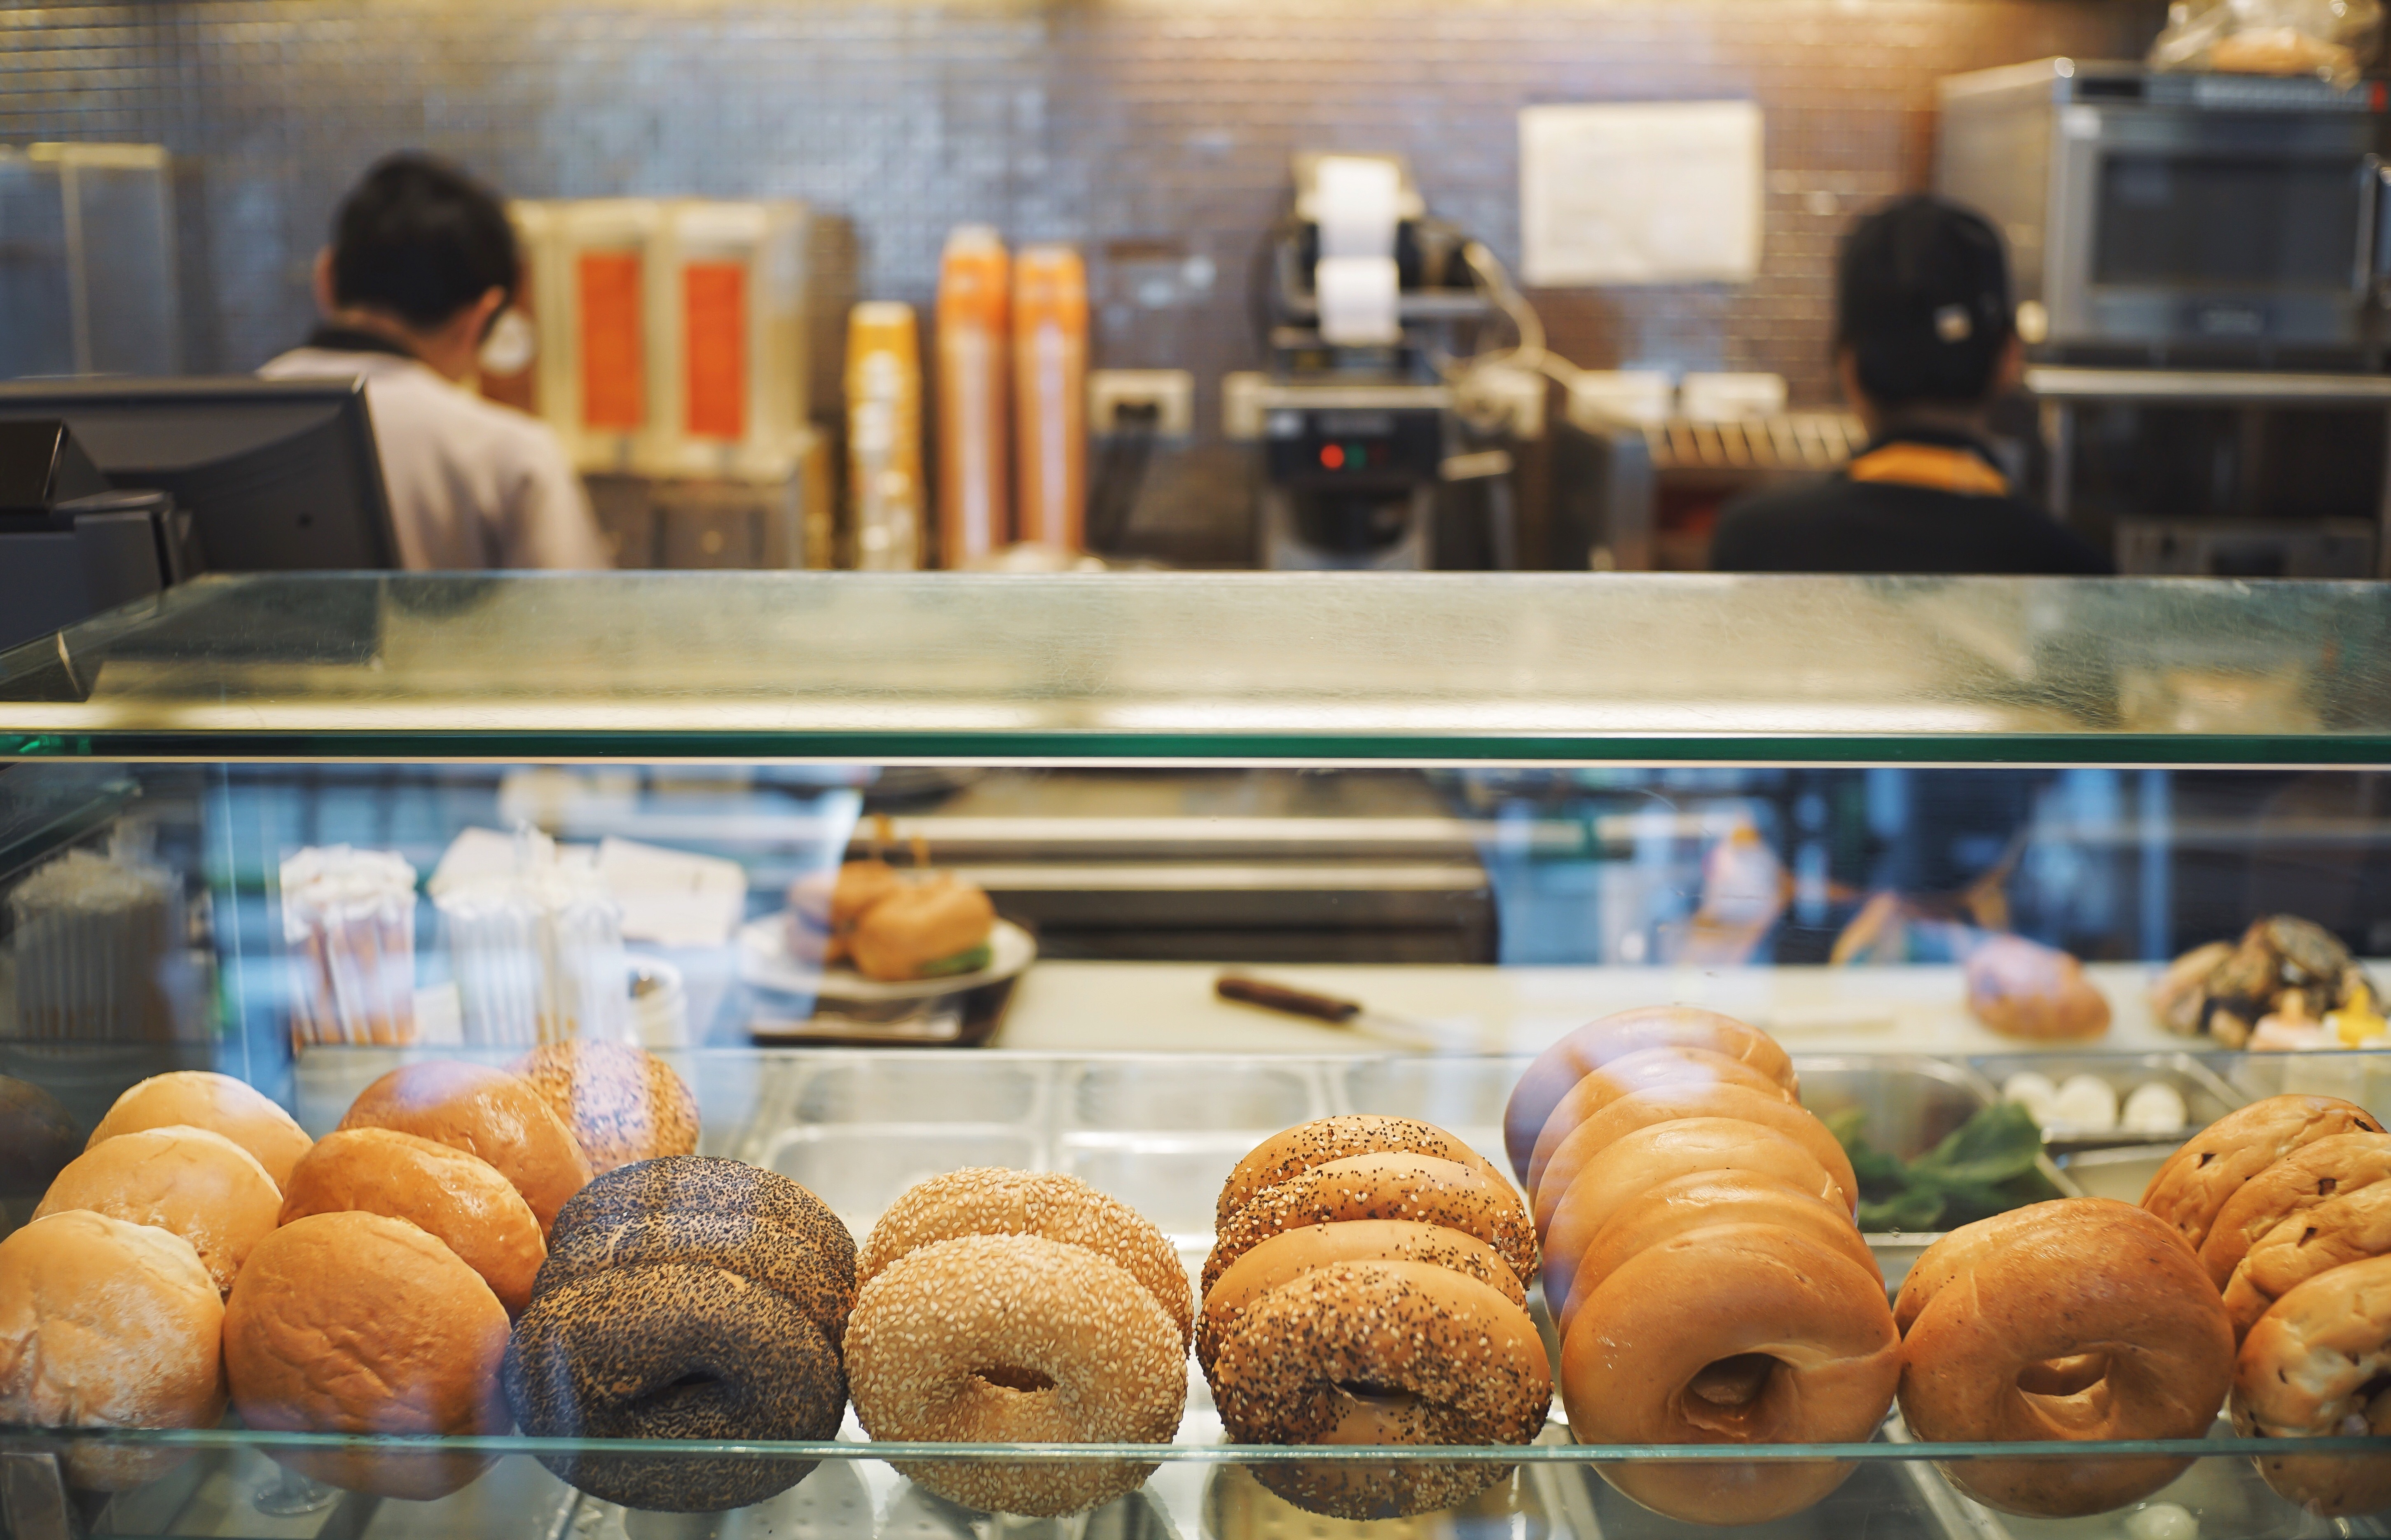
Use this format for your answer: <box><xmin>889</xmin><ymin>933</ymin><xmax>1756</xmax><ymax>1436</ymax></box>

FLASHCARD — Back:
<box><xmin>1709</xmin><ymin>195</ymin><xmax>2111</xmax><ymax>575</ymax></box>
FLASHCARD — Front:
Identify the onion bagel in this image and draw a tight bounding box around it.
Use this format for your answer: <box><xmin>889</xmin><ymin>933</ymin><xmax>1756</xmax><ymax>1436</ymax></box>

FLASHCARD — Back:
<box><xmin>846</xmin><ymin>1232</ymin><xmax>1186</xmax><ymax>1517</ymax></box>
<box><xmin>1524</xmin><ymin>1051</ymin><xmax>1795</xmax><ymax>1201</ymax></box>
<box><xmin>2233</xmin><ymin>1252</ymin><xmax>2391</xmax><ymax>1516</ymax></box>
<box><xmin>1503</xmin><ymin>1006</ymin><xmax>1795</xmax><ymax>1180</ymax></box>
<box><xmin>2224</xmin><ymin>1177</ymin><xmax>2391</xmax><ymax>1341</ymax></box>
<box><xmin>1538</xmin><ymin>1119</ymin><xmax>1840</xmax><ymax>1315</ymax></box>
<box><xmin>2141</xmin><ymin>1095</ymin><xmax>2384</xmax><ymax>1253</ymax></box>
<box><xmin>1216</xmin><ymin>1116</ymin><xmax>1507</xmax><ymax>1226</ymax></box>
<box><xmin>859</xmin><ymin>1167</ymin><xmax>1191</xmax><ymax>1350</ymax></box>
<box><xmin>2200</xmin><ymin>1130</ymin><xmax>2391</xmax><ymax>1290</ymax></box>
<box><xmin>1211</xmin><ymin>1260</ymin><xmax>1550</xmax><ymax>1520</ymax></box>
<box><xmin>1196</xmin><ymin>1218</ymin><xmax>1524</xmax><ymax>1375</ymax></box>
<box><xmin>1551</xmin><ymin>1173</ymin><xmax>1878</xmax><ymax>1340</ymax></box>
<box><xmin>1531</xmin><ymin>1086</ymin><xmax>1855</xmax><ymax>1228</ymax></box>
<box><xmin>1897</xmin><ymin>1199</ymin><xmax>2232</xmax><ymax>1518</ymax></box>
<box><xmin>1203</xmin><ymin>1152</ymin><xmax>1535</xmax><ymax>1298</ymax></box>
<box><xmin>1562</xmin><ymin>1224</ymin><xmax>1897</xmax><ymax>1525</ymax></box>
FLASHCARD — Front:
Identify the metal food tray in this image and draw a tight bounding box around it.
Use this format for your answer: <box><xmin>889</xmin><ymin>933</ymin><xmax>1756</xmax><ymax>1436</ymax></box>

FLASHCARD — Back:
<box><xmin>26</xmin><ymin>1050</ymin><xmax>2373</xmax><ymax>1540</ymax></box>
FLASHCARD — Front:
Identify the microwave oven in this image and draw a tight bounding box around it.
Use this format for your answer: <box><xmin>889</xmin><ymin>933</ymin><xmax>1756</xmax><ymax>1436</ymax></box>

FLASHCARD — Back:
<box><xmin>1937</xmin><ymin>58</ymin><xmax>2391</xmax><ymax>366</ymax></box>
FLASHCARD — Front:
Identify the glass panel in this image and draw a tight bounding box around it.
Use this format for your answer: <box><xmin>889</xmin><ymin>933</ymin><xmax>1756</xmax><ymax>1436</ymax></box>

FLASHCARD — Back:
<box><xmin>5</xmin><ymin>573</ymin><xmax>2391</xmax><ymax>763</ymax></box>
<box><xmin>2096</xmin><ymin>154</ymin><xmax>2363</xmax><ymax>290</ymax></box>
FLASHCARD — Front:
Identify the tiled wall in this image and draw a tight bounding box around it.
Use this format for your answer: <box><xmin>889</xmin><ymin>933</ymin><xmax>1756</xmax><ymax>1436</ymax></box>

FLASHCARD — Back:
<box><xmin>3</xmin><ymin>0</ymin><xmax>2164</xmax><ymax>556</ymax></box>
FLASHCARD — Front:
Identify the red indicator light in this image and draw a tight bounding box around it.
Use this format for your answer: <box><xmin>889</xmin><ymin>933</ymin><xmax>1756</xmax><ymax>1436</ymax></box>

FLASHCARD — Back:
<box><xmin>1321</xmin><ymin>444</ymin><xmax>1346</xmax><ymax>470</ymax></box>
<box><xmin>2374</xmin><ymin>82</ymin><xmax>2386</xmax><ymax>111</ymax></box>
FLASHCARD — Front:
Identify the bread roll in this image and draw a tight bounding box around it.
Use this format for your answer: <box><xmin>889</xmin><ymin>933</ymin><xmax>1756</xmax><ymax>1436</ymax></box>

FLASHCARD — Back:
<box><xmin>87</xmin><ymin>1070</ymin><xmax>312</xmax><ymax>1188</ymax></box>
<box><xmin>36</xmin><ymin>1125</ymin><xmax>281</xmax><ymax>1296</ymax></box>
<box><xmin>225</xmin><ymin>1210</ymin><xmax>510</xmax><ymax>1500</ymax></box>
<box><xmin>1965</xmin><ymin>936</ymin><xmax>2110</xmax><ymax>1041</ymax></box>
<box><xmin>510</xmin><ymin>1040</ymin><xmax>699</xmax><ymax>1176</ymax></box>
<box><xmin>279</xmin><ymin>1128</ymin><xmax>546</xmax><ymax>1317</ymax></box>
<box><xmin>847</xmin><ymin>875</ymin><xmax>994</xmax><ymax>982</ymax></box>
<box><xmin>339</xmin><ymin>1061</ymin><xmax>591</xmax><ymax>1235</ymax></box>
<box><xmin>0</xmin><ymin>1210</ymin><xmax>227</xmax><ymax>1490</ymax></box>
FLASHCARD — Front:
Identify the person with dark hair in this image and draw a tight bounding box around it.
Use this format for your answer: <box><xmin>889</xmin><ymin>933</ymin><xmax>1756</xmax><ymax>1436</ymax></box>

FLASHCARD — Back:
<box><xmin>1708</xmin><ymin>194</ymin><xmax>2109</xmax><ymax>575</ymax></box>
<box><xmin>260</xmin><ymin>153</ymin><xmax>606</xmax><ymax>569</ymax></box>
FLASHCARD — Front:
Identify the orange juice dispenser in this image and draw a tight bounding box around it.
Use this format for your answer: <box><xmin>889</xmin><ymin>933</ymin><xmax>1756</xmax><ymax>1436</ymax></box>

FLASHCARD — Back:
<box><xmin>935</xmin><ymin>226</ymin><xmax>1011</xmax><ymax>567</ymax></box>
<box><xmin>654</xmin><ymin>201</ymin><xmax>814</xmax><ymax>482</ymax></box>
<box><xmin>846</xmin><ymin>302</ymin><xmax>924</xmax><ymax>570</ymax></box>
<box><xmin>478</xmin><ymin>200</ymin><xmax>551</xmax><ymax>415</ymax></box>
<box><xmin>1012</xmin><ymin>245</ymin><xmax>1088</xmax><ymax>550</ymax></box>
<box><xmin>547</xmin><ymin>200</ymin><xmax>664</xmax><ymax>473</ymax></box>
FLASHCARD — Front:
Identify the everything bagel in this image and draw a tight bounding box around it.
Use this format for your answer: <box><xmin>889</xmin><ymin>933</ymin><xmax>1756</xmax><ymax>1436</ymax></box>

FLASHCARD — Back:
<box><xmin>1204</xmin><ymin>1152</ymin><xmax>1536</xmax><ymax>1297</ymax></box>
<box><xmin>1215</xmin><ymin>1116</ymin><xmax>1509</xmax><ymax>1227</ymax></box>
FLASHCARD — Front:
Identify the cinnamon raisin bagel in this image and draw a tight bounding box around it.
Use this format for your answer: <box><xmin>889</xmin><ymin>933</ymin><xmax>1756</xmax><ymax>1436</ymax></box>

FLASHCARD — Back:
<box><xmin>2224</xmin><ymin>1177</ymin><xmax>2391</xmax><ymax>1341</ymax></box>
<box><xmin>1196</xmin><ymin>1218</ymin><xmax>1524</xmax><ymax>1376</ymax></box>
<box><xmin>1525</xmin><ymin>1049</ymin><xmax>1791</xmax><ymax>1195</ymax></box>
<box><xmin>1563</xmin><ymin>1224</ymin><xmax>1897</xmax><ymax>1525</ymax></box>
<box><xmin>1203</xmin><ymin>1152</ymin><xmax>1535</xmax><ymax>1298</ymax></box>
<box><xmin>2232</xmin><ymin>1252</ymin><xmax>2391</xmax><ymax>1516</ymax></box>
<box><xmin>858</xmin><ymin>1167</ymin><xmax>1191</xmax><ymax>1350</ymax></box>
<box><xmin>1538</xmin><ymin>1119</ymin><xmax>1841</xmax><ymax>1315</ymax></box>
<box><xmin>1896</xmin><ymin>1199</ymin><xmax>2232</xmax><ymax>1518</ymax></box>
<box><xmin>1531</xmin><ymin>1085</ymin><xmax>1856</xmax><ymax>1228</ymax></box>
<box><xmin>1504</xmin><ymin>1006</ymin><xmax>1796</xmax><ymax>1180</ymax></box>
<box><xmin>846</xmin><ymin>1232</ymin><xmax>1186</xmax><ymax>1516</ymax></box>
<box><xmin>1216</xmin><ymin>1116</ymin><xmax>1508</xmax><ymax>1226</ymax></box>
<box><xmin>2141</xmin><ymin>1095</ymin><xmax>2384</xmax><ymax>1253</ymax></box>
<box><xmin>2201</xmin><ymin>1130</ymin><xmax>2391</xmax><ymax>1290</ymax></box>
<box><xmin>1551</xmin><ymin>1172</ymin><xmax>1879</xmax><ymax>1341</ymax></box>
<box><xmin>1211</xmin><ymin>1260</ymin><xmax>1550</xmax><ymax>1520</ymax></box>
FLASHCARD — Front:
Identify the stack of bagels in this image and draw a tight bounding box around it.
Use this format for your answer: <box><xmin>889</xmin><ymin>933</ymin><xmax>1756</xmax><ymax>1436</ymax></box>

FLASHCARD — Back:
<box><xmin>2139</xmin><ymin>1093</ymin><xmax>2391</xmax><ymax>1515</ymax></box>
<box><xmin>505</xmin><ymin>1155</ymin><xmax>854</xmax><ymax>1512</ymax></box>
<box><xmin>845</xmin><ymin>1168</ymin><xmax>1191</xmax><ymax>1517</ymax></box>
<box><xmin>1198</xmin><ymin>1115</ymin><xmax>1551</xmax><ymax>1520</ymax></box>
<box><xmin>1502</xmin><ymin>1006</ymin><xmax>1896</xmax><ymax>1526</ymax></box>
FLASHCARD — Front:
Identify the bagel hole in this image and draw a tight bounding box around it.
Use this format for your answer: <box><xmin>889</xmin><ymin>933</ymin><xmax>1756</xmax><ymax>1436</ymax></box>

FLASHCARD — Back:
<box><xmin>1334</xmin><ymin>1381</ymin><xmax>1419</xmax><ymax>1412</ymax></box>
<box><xmin>2017</xmin><ymin>1354</ymin><xmax>2109</xmax><ymax>1398</ymax></box>
<box><xmin>1680</xmin><ymin>1354</ymin><xmax>1783</xmax><ymax>1435</ymax></box>
<box><xmin>975</xmin><ymin>1366</ymin><xmax>1057</xmax><ymax>1393</ymax></box>
<box><xmin>629</xmin><ymin>1371</ymin><xmax>723</xmax><ymax>1411</ymax></box>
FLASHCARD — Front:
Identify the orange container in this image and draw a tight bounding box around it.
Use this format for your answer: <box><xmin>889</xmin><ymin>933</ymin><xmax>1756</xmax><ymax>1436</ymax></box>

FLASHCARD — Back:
<box><xmin>1012</xmin><ymin>245</ymin><xmax>1088</xmax><ymax>550</ymax></box>
<box><xmin>935</xmin><ymin>227</ymin><xmax>1011</xmax><ymax>568</ymax></box>
<box><xmin>845</xmin><ymin>301</ymin><xmax>924</xmax><ymax>570</ymax></box>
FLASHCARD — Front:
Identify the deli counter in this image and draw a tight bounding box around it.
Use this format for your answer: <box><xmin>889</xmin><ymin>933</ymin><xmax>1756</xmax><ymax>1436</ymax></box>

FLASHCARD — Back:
<box><xmin>6</xmin><ymin>571</ymin><xmax>2391</xmax><ymax>1540</ymax></box>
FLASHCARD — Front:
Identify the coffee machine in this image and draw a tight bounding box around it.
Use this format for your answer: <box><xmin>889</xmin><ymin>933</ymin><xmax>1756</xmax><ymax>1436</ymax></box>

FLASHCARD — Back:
<box><xmin>1244</xmin><ymin>154</ymin><xmax>1517</xmax><ymax>571</ymax></box>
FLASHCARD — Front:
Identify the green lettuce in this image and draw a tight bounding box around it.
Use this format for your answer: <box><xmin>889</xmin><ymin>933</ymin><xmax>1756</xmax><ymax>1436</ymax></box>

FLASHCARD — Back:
<box><xmin>1825</xmin><ymin>1101</ymin><xmax>2059</xmax><ymax>1232</ymax></box>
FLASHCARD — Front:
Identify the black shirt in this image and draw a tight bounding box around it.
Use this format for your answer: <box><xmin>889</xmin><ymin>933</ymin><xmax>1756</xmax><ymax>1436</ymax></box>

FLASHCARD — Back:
<box><xmin>1709</xmin><ymin>429</ymin><xmax>2113</xmax><ymax>576</ymax></box>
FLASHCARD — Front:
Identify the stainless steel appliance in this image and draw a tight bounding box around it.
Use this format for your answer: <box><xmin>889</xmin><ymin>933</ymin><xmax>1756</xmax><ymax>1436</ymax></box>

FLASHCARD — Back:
<box><xmin>1938</xmin><ymin>58</ymin><xmax>2391</xmax><ymax>367</ymax></box>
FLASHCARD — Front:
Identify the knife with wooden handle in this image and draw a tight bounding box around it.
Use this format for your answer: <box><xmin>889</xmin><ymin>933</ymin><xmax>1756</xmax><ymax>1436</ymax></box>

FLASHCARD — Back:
<box><xmin>1213</xmin><ymin>973</ymin><xmax>1448</xmax><ymax>1052</ymax></box>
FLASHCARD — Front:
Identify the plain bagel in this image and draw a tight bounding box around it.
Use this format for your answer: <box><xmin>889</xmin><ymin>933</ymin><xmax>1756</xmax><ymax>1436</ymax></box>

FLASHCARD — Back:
<box><xmin>1503</xmin><ymin>1006</ymin><xmax>1796</xmax><ymax>1180</ymax></box>
<box><xmin>1524</xmin><ymin>1050</ymin><xmax>1794</xmax><ymax>1202</ymax></box>
<box><xmin>1531</xmin><ymin>1085</ymin><xmax>1855</xmax><ymax>1228</ymax></box>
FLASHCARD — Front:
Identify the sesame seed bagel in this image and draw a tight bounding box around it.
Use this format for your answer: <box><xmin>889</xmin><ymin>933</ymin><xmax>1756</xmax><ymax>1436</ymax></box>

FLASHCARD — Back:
<box><xmin>2200</xmin><ymin>1130</ymin><xmax>2391</xmax><ymax>1290</ymax></box>
<box><xmin>1215</xmin><ymin>1116</ymin><xmax>1509</xmax><ymax>1227</ymax></box>
<box><xmin>534</xmin><ymin>1209</ymin><xmax>854</xmax><ymax>1348</ymax></box>
<box><xmin>2224</xmin><ymin>1176</ymin><xmax>2391</xmax><ymax>1341</ymax></box>
<box><xmin>1897</xmin><ymin>1199</ymin><xmax>2232</xmax><ymax>1519</ymax></box>
<box><xmin>1503</xmin><ymin>1007</ymin><xmax>1795</xmax><ymax>1181</ymax></box>
<box><xmin>2141</xmin><ymin>1094</ymin><xmax>2384</xmax><ymax>1253</ymax></box>
<box><xmin>550</xmin><ymin>1156</ymin><xmax>856</xmax><ymax>1285</ymax></box>
<box><xmin>1531</xmin><ymin>1084</ymin><xmax>1855</xmax><ymax>1229</ymax></box>
<box><xmin>1196</xmin><ymin>1219</ymin><xmax>1525</xmax><ymax>1376</ymax></box>
<box><xmin>503</xmin><ymin>1261</ymin><xmax>845</xmax><ymax>1512</ymax></box>
<box><xmin>1551</xmin><ymin>1172</ymin><xmax>1878</xmax><ymax>1341</ymax></box>
<box><xmin>857</xmin><ymin>1168</ymin><xmax>1191</xmax><ymax>1351</ymax></box>
<box><xmin>1210</xmin><ymin>1260</ymin><xmax>1551</xmax><ymax>1521</ymax></box>
<box><xmin>2233</xmin><ymin>1252</ymin><xmax>2391</xmax><ymax>1516</ymax></box>
<box><xmin>846</xmin><ymin>1232</ymin><xmax>1187</xmax><ymax>1517</ymax></box>
<box><xmin>1539</xmin><ymin>1119</ymin><xmax>1840</xmax><ymax>1319</ymax></box>
<box><xmin>1203</xmin><ymin>1153</ymin><xmax>1537</xmax><ymax>1299</ymax></box>
<box><xmin>1563</xmin><ymin>1224</ymin><xmax>1898</xmax><ymax>1526</ymax></box>
<box><xmin>1525</xmin><ymin>1050</ymin><xmax>1795</xmax><ymax>1204</ymax></box>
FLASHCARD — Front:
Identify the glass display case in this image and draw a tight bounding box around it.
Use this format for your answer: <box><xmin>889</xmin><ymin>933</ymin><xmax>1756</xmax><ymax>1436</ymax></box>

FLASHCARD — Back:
<box><xmin>6</xmin><ymin>571</ymin><xmax>2391</xmax><ymax>1540</ymax></box>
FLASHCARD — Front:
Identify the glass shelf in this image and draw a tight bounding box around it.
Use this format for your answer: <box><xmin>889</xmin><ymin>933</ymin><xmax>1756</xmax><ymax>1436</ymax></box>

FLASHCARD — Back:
<box><xmin>2</xmin><ymin>572</ymin><xmax>2388</xmax><ymax>764</ymax></box>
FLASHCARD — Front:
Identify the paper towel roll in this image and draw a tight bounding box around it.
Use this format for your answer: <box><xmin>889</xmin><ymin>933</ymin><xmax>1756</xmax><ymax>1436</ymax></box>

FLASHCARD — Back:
<box><xmin>1317</xmin><ymin>255</ymin><xmax>1401</xmax><ymax>347</ymax></box>
<box><xmin>1315</xmin><ymin>156</ymin><xmax>1401</xmax><ymax>261</ymax></box>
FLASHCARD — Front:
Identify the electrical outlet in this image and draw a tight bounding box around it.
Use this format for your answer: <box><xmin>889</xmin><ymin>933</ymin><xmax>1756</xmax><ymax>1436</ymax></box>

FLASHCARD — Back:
<box><xmin>1089</xmin><ymin>369</ymin><xmax>1195</xmax><ymax>438</ymax></box>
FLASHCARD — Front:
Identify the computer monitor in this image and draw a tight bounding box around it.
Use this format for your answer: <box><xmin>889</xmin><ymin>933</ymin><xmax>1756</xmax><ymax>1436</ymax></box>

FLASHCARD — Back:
<box><xmin>0</xmin><ymin>376</ymin><xmax>397</xmax><ymax>571</ymax></box>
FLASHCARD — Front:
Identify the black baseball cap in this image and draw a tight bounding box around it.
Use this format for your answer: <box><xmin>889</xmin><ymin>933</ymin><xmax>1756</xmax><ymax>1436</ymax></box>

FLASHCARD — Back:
<box><xmin>1835</xmin><ymin>194</ymin><xmax>2013</xmax><ymax>408</ymax></box>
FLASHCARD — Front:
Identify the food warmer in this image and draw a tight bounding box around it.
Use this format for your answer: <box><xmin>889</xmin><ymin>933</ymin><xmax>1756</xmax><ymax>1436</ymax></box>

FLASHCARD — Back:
<box><xmin>5</xmin><ymin>572</ymin><xmax>2391</xmax><ymax>1540</ymax></box>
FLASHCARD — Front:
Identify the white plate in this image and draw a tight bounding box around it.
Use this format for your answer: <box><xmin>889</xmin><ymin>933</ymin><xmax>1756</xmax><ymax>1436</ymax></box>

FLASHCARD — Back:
<box><xmin>737</xmin><ymin>915</ymin><xmax>1036</xmax><ymax>1004</ymax></box>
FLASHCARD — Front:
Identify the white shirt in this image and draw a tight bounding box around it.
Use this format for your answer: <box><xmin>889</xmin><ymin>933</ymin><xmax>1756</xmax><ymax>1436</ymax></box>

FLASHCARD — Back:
<box><xmin>259</xmin><ymin>344</ymin><xmax>609</xmax><ymax>571</ymax></box>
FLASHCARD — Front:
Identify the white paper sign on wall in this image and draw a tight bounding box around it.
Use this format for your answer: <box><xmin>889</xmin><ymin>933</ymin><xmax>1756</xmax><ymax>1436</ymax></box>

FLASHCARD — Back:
<box><xmin>1519</xmin><ymin>101</ymin><xmax>1766</xmax><ymax>288</ymax></box>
